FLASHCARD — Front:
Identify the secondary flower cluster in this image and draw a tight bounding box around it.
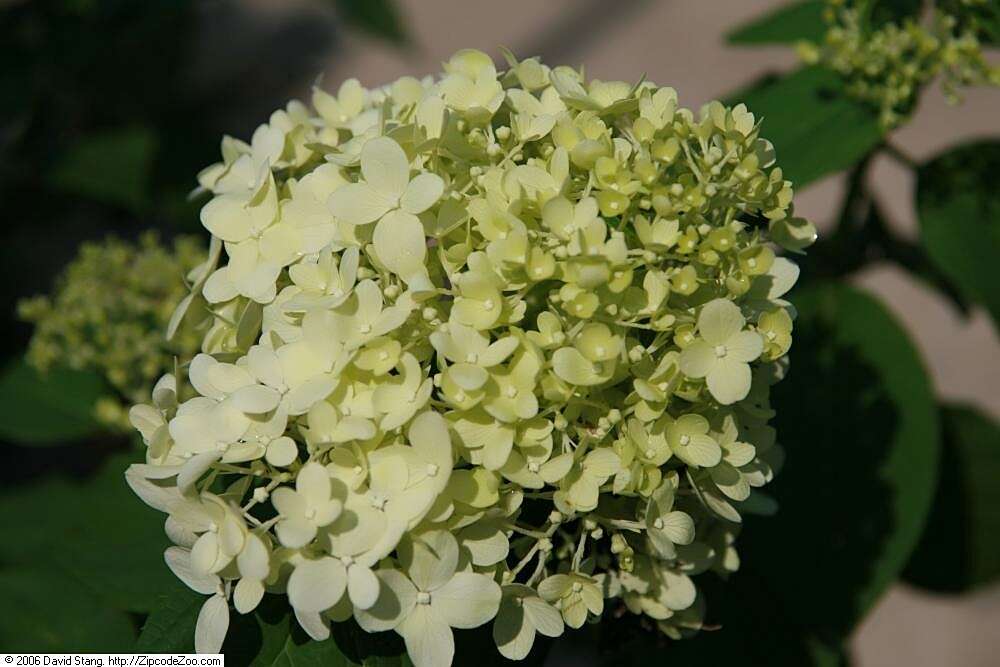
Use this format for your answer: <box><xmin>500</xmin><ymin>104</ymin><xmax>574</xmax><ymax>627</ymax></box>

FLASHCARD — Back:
<box><xmin>126</xmin><ymin>49</ymin><xmax>812</xmax><ymax>666</ymax></box>
<box><xmin>798</xmin><ymin>0</ymin><xmax>1000</xmax><ymax>128</ymax></box>
<box><xmin>19</xmin><ymin>233</ymin><xmax>203</xmax><ymax>430</ymax></box>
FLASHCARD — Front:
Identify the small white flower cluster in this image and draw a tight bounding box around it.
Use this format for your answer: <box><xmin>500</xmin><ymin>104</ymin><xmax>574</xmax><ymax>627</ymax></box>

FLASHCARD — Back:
<box><xmin>127</xmin><ymin>49</ymin><xmax>811</xmax><ymax>666</ymax></box>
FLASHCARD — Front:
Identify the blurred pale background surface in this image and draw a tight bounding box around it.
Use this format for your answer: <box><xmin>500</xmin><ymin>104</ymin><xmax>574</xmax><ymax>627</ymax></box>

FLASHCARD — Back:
<box><xmin>223</xmin><ymin>1</ymin><xmax>1000</xmax><ymax>663</ymax></box>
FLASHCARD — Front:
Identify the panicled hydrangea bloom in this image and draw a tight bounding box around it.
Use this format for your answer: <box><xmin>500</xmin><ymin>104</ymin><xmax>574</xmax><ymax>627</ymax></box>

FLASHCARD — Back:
<box><xmin>798</xmin><ymin>0</ymin><xmax>1000</xmax><ymax>128</ymax></box>
<box><xmin>18</xmin><ymin>233</ymin><xmax>205</xmax><ymax>430</ymax></box>
<box><xmin>126</xmin><ymin>48</ymin><xmax>814</xmax><ymax>665</ymax></box>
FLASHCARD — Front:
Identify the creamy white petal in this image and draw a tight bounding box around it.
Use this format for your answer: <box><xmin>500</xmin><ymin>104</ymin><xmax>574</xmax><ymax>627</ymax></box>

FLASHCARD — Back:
<box><xmin>361</xmin><ymin>136</ymin><xmax>410</xmax><ymax>199</ymax></box>
<box><xmin>400</xmin><ymin>530</ymin><xmax>458</xmax><ymax>593</ymax></box>
<box><xmin>706</xmin><ymin>358</ymin><xmax>753</xmax><ymax>406</ymax></box>
<box><xmin>233</xmin><ymin>578</ymin><xmax>265</xmax><ymax>614</ymax></box>
<box><xmin>294</xmin><ymin>608</ymin><xmax>331</xmax><ymax>642</ymax></box>
<box><xmin>398</xmin><ymin>604</ymin><xmax>454</xmax><ymax>667</ymax></box>
<box><xmin>177</xmin><ymin>452</ymin><xmax>221</xmax><ymax>495</ymax></box>
<box><xmin>347</xmin><ymin>564</ymin><xmax>380</xmax><ymax>610</ymax></box>
<box><xmin>194</xmin><ymin>594</ymin><xmax>229</xmax><ymax>654</ymax></box>
<box><xmin>373</xmin><ymin>210</ymin><xmax>428</xmax><ymax>284</ymax></box>
<box><xmin>328</xmin><ymin>182</ymin><xmax>395</xmax><ymax>225</ymax></box>
<box><xmin>697</xmin><ymin>298</ymin><xmax>745</xmax><ymax>346</ymax></box>
<box><xmin>400</xmin><ymin>173</ymin><xmax>444</xmax><ymax>215</ymax></box>
<box><xmin>726</xmin><ymin>330</ymin><xmax>764</xmax><ymax>363</ymax></box>
<box><xmin>165</xmin><ymin>547</ymin><xmax>219</xmax><ymax>595</ymax></box>
<box><xmin>678</xmin><ymin>341</ymin><xmax>715</xmax><ymax>379</ymax></box>
<box><xmin>522</xmin><ymin>596</ymin><xmax>564</xmax><ymax>638</ymax></box>
<box><xmin>230</xmin><ymin>384</ymin><xmax>281</xmax><ymax>414</ymax></box>
<box><xmin>354</xmin><ymin>569</ymin><xmax>417</xmax><ymax>633</ymax></box>
<box><xmin>287</xmin><ymin>557</ymin><xmax>347</xmax><ymax>613</ymax></box>
<box><xmin>431</xmin><ymin>572</ymin><xmax>501</xmax><ymax>629</ymax></box>
<box><xmin>493</xmin><ymin>598</ymin><xmax>534</xmax><ymax>661</ymax></box>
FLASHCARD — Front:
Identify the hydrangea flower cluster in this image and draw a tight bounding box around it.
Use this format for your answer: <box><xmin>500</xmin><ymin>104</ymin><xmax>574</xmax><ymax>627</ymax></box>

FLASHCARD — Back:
<box><xmin>19</xmin><ymin>233</ymin><xmax>204</xmax><ymax>430</ymax></box>
<box><xmin>126</xmin><ymin>49</ymin><xmax>813</xmax><ymax>666</ymax></box>
<box><xmin>798</xmin><ymin>0</ymin><xmax>1000</xmax><ymax>128</ymax></box>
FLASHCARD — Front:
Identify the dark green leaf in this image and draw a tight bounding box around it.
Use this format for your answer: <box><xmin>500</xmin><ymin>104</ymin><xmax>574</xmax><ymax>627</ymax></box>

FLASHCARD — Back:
<box><xmin>740</xmin><ymin>283</ymin><xmax>939</xmax><ymax>644</ymax></box>
<box><xmin>0</xmin><ymin>566</ymin><xmax>135</xmax><ymax>652</ymax></box>
<box><xmin>0</xmin><ymin>451</ymin><xmax>176</xmax><ymax>612</ymax></box>
<box><xmin>866</xmin><ymin>0</ymin><xmax>923</xmax><ymax>28</ymax></box>
<box><xmin>736</xmin><ymin>67</ymin><xmax>883</xmax><ymax>187</ymax></box>
<box><xmin>0</xmin><ymin>359</ymin><xmax>106</xmax><ymax>445</ymax></box>
<box><xmin>727</xmin><ymin>0</ymin><xmax>826</xmax><ymax>45</ymax></box>
<box><xmin>242</xmin><ymin>596</ymin><xmax>411</xmax><ymax>667</ymax></box>
<box><xmin>943</xmin><ymin>0</ymin><xmax>1000</xmax><ymax>44</ymax></box>
<box><xmin>727</xmin><ymin>0</ymin><xmax>921</xmax><ymax>45</ymax></box>
<box><xmin>558</xmin><ymin>572</ymin><xmax>847</xmax><ymax>667</ymax></box>
<box><xmin>334</xmin><ymin>0</ymin><xmax>409</xmax><ymax>45</ymax></box>
<box><xmin>905</xmin><ymin>405</ymin><xmax>1000</xmax><ymax>593</ymax></box>
<box><xmin>48</xmin><ymin>126</ymin><xmax>158</xmax><ymax>212</ymax></box>
<box><xmin>136</xmin><ymin>584</ymin><xmax>202</xmax><ymax>653</ymax></box>
<box><xmin>916</xmin><ymin>140</ymin><xmax>1000</xmax><ymax>328</ymax></box>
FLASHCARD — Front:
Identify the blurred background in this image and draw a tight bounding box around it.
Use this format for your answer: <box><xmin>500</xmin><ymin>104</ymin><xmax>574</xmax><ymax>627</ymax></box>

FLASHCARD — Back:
<box><xmin>0</xmin><ymin>0</ymin><xmax>997</xmax><ymax>665</ymax></box>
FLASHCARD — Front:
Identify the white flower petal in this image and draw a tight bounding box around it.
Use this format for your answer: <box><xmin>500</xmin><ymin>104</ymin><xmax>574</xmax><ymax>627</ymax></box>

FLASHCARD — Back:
<box><xmin>400</xmin><ymin>173</ymin><xmax>444</xmax><ymax>215</ymax></box>
<box><xmin>287</xmin><ymin>557</ymin><xmax>347</xmax><ymax>613</ymax></box>
<box><xmin>678</xmin><ymin>341</ymin><xmax>714</xmax><ymax>379</ymax></box>
<box><xmin>698</xmin><ymin>298</ymin><xmax>745</xmax><ymax>346</ymax></box>
<box><xmin>431</xmin><ymin>572</ymin><xmax>501</xmax><ymax>629</ymax></box>
<box><xmin>195</xmin><ymin>594</ymin><xmax>229</xmax><ymax>654</ymax></box>
<box><xmin>177</xmin><ymin>452</ymin><xmax>222</xmax><ymax>495</ymax></box>
<box><xmin>726</xmin><ymin>330</ymin><xmax>764</xmax><ymax>363</ymax></box>
<box><xmin>125</xmin><ymin>466</ymin><xmax>181</xmax><ymax>513</ymax></box>
<box><xmin>275</xmin><ymin>516</ymin><xmax>316</xmax><ymax>549</ymax></box>
<box><xmin>493</xmin><ymin>598</ymin><xmax>534</xmax><ymax>661</ymax></box>
<box><xmin>265</xmin><ymin>436</ymin><xmax>298</xmax><ymax>467</ymax></box>
<box><xmin>399</xmin><ymin>605</ymin><xmax>454</xmax><ymax>667</ymax></box>
<box><xmin>522</xmin><ymin>596</ymin><xmax>564</xmax><ymax>638</ymax></box>
<box><xmin>660</xmin><ymin>511</ymin><xmax>696</xmax><ymax>545</ymax></box>
<box><xmin>233</xmin><ymin>578</ymin><xmax>265</xmax><ymax>614</ymax></box>
<box><xmin>328</xmin><ymin>182</ymin><xmax>394</xmax><ymax>225</ymax></box>
<box><xmin>354</xmin><ymin>569</ymin><xmax>417</xmax><ymax>633</ymax></box>
<box><xmin>706</xmin><ymin>358</ymin><xmax>752</xmax><ymax>405</ymax></box>
<box><xmin>190</xmin><ymin>533</ymin><xmax>221</xmax><ymax>574</ymax></box>
<box><xmin>400</xmin><ymin>530</ymin><xmax>458</xmax><ymax>593</ymax></box>
<box><xmin>294</xmin><ymin>608</ymin><xmax>331</xmax><ymax>641</ymax></box>
<box><xmin>164</xmin><ymin>547</ymin><xmax>218</xmax><ymax>595</ymax></box>
<box><xmin>236</xmin><ymin>533</ymin><xmax>270</xmax><ymax>580</ymax></box>
<box><xmin>297</xmin><ymin>461</ymin><xmax>332</xmax><ymax>505</ymax></box>
<box><xmin>373</xmin><ymin>210</ymin><xmax>428</xmax><ymax>284</ymax></box>
<box><xmin>361</xmin><ymin>136</ymin><xmax>410</xmax><ymax>199</ymax></box>
<box><xmin>407</xmin><ymin>411</ymin><xmax>453</xmax><ymax>470</ymax></box>
<box><xmin>347</xmin><ymin>564</ymin><xmax>381</xmax><ymax>610</ymax></box>
<box><xmin>460</xmin><ymin>526</ymin><xmax>509</xmax><ymax>566</ymax></box>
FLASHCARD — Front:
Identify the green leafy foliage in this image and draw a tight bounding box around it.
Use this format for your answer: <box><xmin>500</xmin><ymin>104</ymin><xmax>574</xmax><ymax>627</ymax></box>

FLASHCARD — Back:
<box><xmin>0</xmin><ymin>451</ymin><xmax>175</xmax><ymax>612</ymax></box>
<box><xmin>0</xmin><ymin>567</ymin><xmax>136</xmax><ymax>652</ymax></box>
<box><xmin>905</xmin><ymin>405</ymin><xmax>1000</xmax><ymax>593</ymax></box>
<box><xmin>865</xmin><ymin>0</ymin><xmax>923</xmax><ymax>28</ymax></box>
<box><xmin>727</xmin><ymin>0</ymin><xmax>826</xmax><ymax>44</ymax></box>
<box><xmin>334</xmin><ymin>0</ymin><xmax>409</xmax><ymax>45</ymax></box>
<box><xmin>734</xmin><ymin>67</ymin><xmax>883</xmax><ymax>187</ymax></box>
<box><xmin>0</xmin><ymin>359</ymin><xmax>105</xmax><ymax>445</ymax></box>
<box><xmin>575</xmin><ymin>570</ymin><xmax>848</xmax><ymax>666</ymax></box>
<box><xmin>944</xmin><ymin>0</ymin><xmax>1000</xmax><ymax>44</ymax></box>
<box><xmin>916</xmin><ymin>140</ymin><xmax>1000</xmax><ymax>328</ymax></box>
<box><xmin>48</xmin><ymin>126</ymin><xmax>158</xmax><ymax>213</ymax></box>
<box><xmin>135</xmin><ymin>585</ymin><xmax>201</xmax><ymax>653</ymax></box>
<box><xmin>727</xmin><ymin>0</ymin><xmax>923</xmax><ymax>45</ymax></box>
<box><xmin>740</xmin><ymin>283</ymin><xmax>938</xmax><ymax>645</ymax></box>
